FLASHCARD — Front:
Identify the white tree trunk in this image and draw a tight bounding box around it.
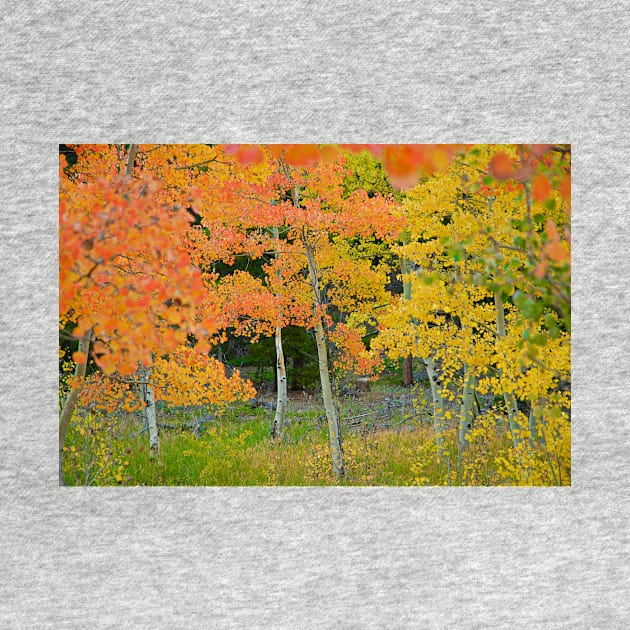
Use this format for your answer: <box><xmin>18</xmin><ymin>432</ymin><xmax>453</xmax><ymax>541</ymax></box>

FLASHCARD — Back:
<box><xmin>59</xmin><ymin>330</ymin><xmax>92</xmax><ymax>485</ymax></box>
<box><xmin>400</xmin><ymin>252</ymin><xmax>415</xmax><ymax>387</ymax></box>
<box><xmin>403</xmin><ymin>253</ymin><xmax>446</xmax><ymax>461</ymax></box>
<box><xmin>529</xmin><ymin>403</ymin><xmax>546</xmax><ymax>445</ymax></box>
<box><xmin>313</xmin><ymin>315</ymin><xmax>345</xmax><ymax>478</ymax></box>
<box><xmin>272</xmin><ymin>324</ymin><xmax>288</xmax><ymax>439</ymax></box>
<box><xmin>139</xmin><ymin>365</ymin><xmax>160</xmax><ymax>458</ymax></box>
<box><xmin>458</xmin><ymin>364</ymin><xmax>476</xmax><ymax>451</ymax></box>
<box><xmin>494</xmin><ymin>292</ymin><xmax>522</xmax><ymax>447</ymax></box>
<box><xmin>303</xmin><ymin>235</ymin><xmax>345</xmax><ymax>479</ymax></box>
<box><xmin>457</xmin><ymin>364</ymin><xmax>477</xmax><ymax>483</ymax></box>
<box><xmin>424</xmin><ymin>356</ymin><xmax>447</xmax><ymax>460</ymax></box>
<box><xmin>270</xmin><ymin>225</ymin><xmax>288</xmax><ymax>440</ymax></box>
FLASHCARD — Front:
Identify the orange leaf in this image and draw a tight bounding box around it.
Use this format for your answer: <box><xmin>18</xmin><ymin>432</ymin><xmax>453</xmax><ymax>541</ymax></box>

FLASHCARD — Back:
<box><xmin>72</xmin><ymin>351</ymin><xmax>87</xmax><ymax>364</ymax></box>
<box><xmin>559</xmin><ymin>174</ymin><xmax>571</xmax><ymax>200</ymax></box>
<box><xmin>236</xmin><ymin>145</ymin><xmax>264</xmax><ymax>165</ymax></box>
<box><xmin>532</xmin><ymin>174</ymin><xmax>552</xmax><ymax>201</ymax></box>
<box><xmin>544</xmin><ymin>241</ymin><xmax>570</xmax><ymax>263</ymax></box>
<box><xmin>284</xmin><ymin>144</ymin><xmax>319</xmax><ymax>167</ymax></box>
<box><xmin>318</xmin><ymin>144</ymin><xmax>340</xmax><ymax>163</ymax></box>
<box><xmin>533</xmin><ymin>259</ymin><xmax>549</xmax><ymax>279</ymax></box>
<box><xmin>196</xmin><ymin>340</ymin><xmax>210</xmax><ymax>354</ymax></box>
<box><xmin>529</xmin><ymin>144</ymin><xmax>552</xmax><ymax>157</ymax></box>
<box><xmin>489</xmin><ymin>153</ymin><xmax>517</xmax><ymax>180</ymax></box>
<box><xmin>165</xmin><ymin>310</ymin><xmax>181</xmax><ymax>325</ymax></box>
<box><xmin>545</xmin><ymin>219</ymin><xmax>559</xmax><ymax>241</ymax></box>
<box><xmin>382</xmin><ymin>146</ymin><xmax>422</xmax><ymax>190</ymax></box>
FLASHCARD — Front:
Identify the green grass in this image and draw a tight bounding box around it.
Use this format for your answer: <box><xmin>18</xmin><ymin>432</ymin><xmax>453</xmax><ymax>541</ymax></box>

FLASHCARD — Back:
<box><xmin>62</xmin><ymin>402</ymin><xmax>442</xmax><ymax>486</ymax></box>
<box><xmin>61</xmin><ymin>389</ymin><xmax>570</xmax><ymax>486</ymax></box>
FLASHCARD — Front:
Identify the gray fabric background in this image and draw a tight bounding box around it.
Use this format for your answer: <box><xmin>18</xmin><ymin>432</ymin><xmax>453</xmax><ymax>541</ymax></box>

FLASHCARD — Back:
<box><xmin>1</xmin><ymin>1</ymin><xmax>628</xmax><ymax>627</ymax></box>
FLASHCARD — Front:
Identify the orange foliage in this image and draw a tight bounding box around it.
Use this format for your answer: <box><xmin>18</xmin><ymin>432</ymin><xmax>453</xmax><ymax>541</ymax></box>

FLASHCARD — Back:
<box><xmin>152</xmin><ymin>348</ymin><xmax>254</xmax><ymax>407</ymax></box>
<box><xmin>60</xmin><ymin>145</ymin><xmax>251</xmax><ymax>410</ymax></box>
<box><xmin>531</xmin><ymin>174</ymin><xmax>552</xmax><ymax>201</ymax></box>
<box><xmin>61</xmin><ymin>143</ymin><xmax>570</xmax><ymax>415</ymax></box>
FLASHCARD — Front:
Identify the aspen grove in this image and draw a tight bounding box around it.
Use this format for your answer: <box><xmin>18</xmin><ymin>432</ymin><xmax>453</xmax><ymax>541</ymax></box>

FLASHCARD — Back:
<box><xmin>59</xmin><ymin>144</ymin><xmax>571</xmax><ymax>486</ymax></box>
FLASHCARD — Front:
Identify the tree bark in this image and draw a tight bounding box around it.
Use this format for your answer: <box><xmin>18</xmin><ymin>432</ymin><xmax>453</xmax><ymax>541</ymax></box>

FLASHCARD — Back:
<box><xmin>124</xmin><ymin>143</ymin><xmax>137</xmax><ymax>178</ymax></box>
<box><xmin>272</xmin><ymin>324</ymin><xmax>288</xmax><ymax>440</ymax></box>
<box><xmin>270</xmin><ymin>225</ymin><xmax>288</xmax><ymax>440</ymax></box>
<box><xmin>282</xmin><ymin>159</ymin><xmax>344</xmax><ymax>479</ymax></box>
<box><xmin>403</xmin><ymin>253</ymin><xmax>445</xmax><ymax>459</ymax></box>
<box><xmin>59</xmin><ymin>330</ymin><xmax>92</xmax><ymax>485</ymax></box>
<box><xmin>402</xmin><ymin>355</ymin><xmax>414</xmax><ymax>387</ymax></box>
<box><xmin>458</xmin><ymin>364</ymin><xmax>476</xmax><ymax>451</ymax></box>
<box><xmin>400</xmin><ymin>253</ymin><xmax>415</xmax><ymax>387</ymax></box>
<box><xmin>494</xmin><ymin>292</ymin><xmax>522</xmax><ymax>447</ymax></box>
<box><xmin>139</xmin><ymin>364</ymin><xmax>160</xmax><ymax>458</ymax></box>
<box><xmin>424</xmin><ymin>356</ymin><xmax>447</xmax><ymax>460</ymax></box>
<box><xmin>303</xmin><ymin>234</ymin><xmax>345</xmax><ymax>479</ymax></box>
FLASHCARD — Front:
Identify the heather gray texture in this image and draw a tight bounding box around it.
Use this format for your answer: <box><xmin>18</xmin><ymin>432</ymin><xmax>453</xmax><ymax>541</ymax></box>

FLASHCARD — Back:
<box><xmin>1</xmin><ymin>1</ymin><xmax>628</xmax><ymax>628</ymax></box>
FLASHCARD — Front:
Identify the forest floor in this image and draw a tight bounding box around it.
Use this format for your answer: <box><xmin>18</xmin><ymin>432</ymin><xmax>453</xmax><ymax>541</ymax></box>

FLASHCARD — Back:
<box><xmin>62</xmin><ymin>373</ymin><xmax>561</xmax><ymax>486</ymax></box>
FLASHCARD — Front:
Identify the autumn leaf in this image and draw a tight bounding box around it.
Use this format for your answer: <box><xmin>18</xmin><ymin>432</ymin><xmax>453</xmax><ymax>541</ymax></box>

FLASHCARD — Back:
<box><xmin>382</xmin><ymin>146</ymin><xmax>422</xmax><ymax>190</ymax></box>
<box><xmin>543</xmin><ymin>219</ymin><xmax>570</xmax><ymax>263</ymax></box>
<box><xmin>489</xmin><ymin>153</ymin><xmax>517</xmax><ymax>180</ymax></box>
<box><xmin>531</xmin><ymin>174</ymin><xmax>552</xmax><ymax>201</ymax></box>
<box><xmin>284</xmin><ymin>144</ymin><xmax>320</xmax><ymax>167</ymax></box>
<box><xmin>223</xmin><ymin>144</ymin><xmax>264</xmax><ymax>165</ymax></box>
<box><xmin>544</xmin><ymin>241</ymin><xmax>570</xmax><ymax>263</ymax></box>
<box><xmin>529</xmin><ymin>144</ymin><xmax>552</xmax><ymax>157</ymax></box>
<box><xmin>72</xmin><ymin>351</ymin><xmax>87</xmax><ymax>364</ymax></box>
<box><xmin>533</xmin><ymin>258</ymin><xmax>549</xmax><ymax>279</ymax></box>
<box><xmin>559</xmin><ymin>174</ymin><xmax>571</xmax><ymax>200</ymax></box>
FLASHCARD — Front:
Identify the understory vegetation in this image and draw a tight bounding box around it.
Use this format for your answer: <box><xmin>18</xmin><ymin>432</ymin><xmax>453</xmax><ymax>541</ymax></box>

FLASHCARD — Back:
<box><xmin>62</xmin><ymin>370</ymin><xmax>570</xmax><ymax>487</ymax></box>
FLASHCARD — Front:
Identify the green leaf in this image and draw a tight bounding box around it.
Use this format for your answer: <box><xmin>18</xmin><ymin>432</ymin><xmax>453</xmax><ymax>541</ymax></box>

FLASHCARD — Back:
<box><xmin>544</xmin><ymin>198</ymin><xmax>557</xmax><ymax>212</ymax></box>
<box><xmin>531</xmin><ymin>333</ymin><xmax>548</xmax><ymax>346</ymax></box>
<box><xmin>513</xmin><ymin>291</ymin><xmax>543</xmax><ymax>320</ymax></box>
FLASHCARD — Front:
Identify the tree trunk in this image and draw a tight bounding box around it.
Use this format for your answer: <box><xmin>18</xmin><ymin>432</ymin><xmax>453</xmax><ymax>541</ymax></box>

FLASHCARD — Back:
<box><xmin>270</xmin><ymin>225</ymin><xmax>288</xmax><ymax>439</ymax></box>
<box><xmin>400</xmin><ymin>252</ymin><xmax>415</xmax><ymax>387</ymax></box>
<box><xmin>402</xmin><ymin>252</ymin><xmax>445</xmax><ymax>459</ymax></box>
<box><xmin>139</xmin><ymin>365</ymin><xmax>160</xmax><ymax>458</ymax></box>
<box><xmin>303</xmin><ymin>235</ymin><xmax>345</xmax><ymax>479</ymax></box>
<box><xmin>424</xmin><ymin>356</ymin><xmax>446</xmax><ymax>460</ymax></box>
<box><xmin>494</xmin><ymin>292</ymin><xmax>522</xmax><ymax>447</ymax></box>
<box><xmin>283</xmin><ymin>158</ymin><xmax>344</xmax><ymax>479</ymax></box>
<box><xmin>458</xmin><ymin>364</ymin><xmax>476</xmax><ymax>451</ymax></box>
<box><xmin>59</xmin><ymin>330</ymin><xmax>92</xmax><ymax>485</ymax></box>
<box><xmin>272</xmin><ymin>324</ymin><xmax>288</xmax><ymax>440</ymax></box>
<box><xmin>457</xmin><ymin>364</ymin><xmax>477</xmax><ymax>483</ymax></box>
<box><xmin>529</xmin><ymin>403</ymin><xmax>546</xmax><ymax>445</ymax></box>
<box><xmin>124</xmin><ymin>143</ymin><xmax>137</xmax><ymax>178</ymax></box>
<box><xmin>402</xmin><ymin>355</ymin><xmax>414</xmax><ymax>387</ymax></box>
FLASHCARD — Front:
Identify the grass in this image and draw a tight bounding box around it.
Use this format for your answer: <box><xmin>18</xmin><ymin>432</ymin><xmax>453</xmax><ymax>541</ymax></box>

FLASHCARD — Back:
<box><xmin>62</xmin><ymin>384</ymin><xmax>571</xmax><ymax>486</ymax></box>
